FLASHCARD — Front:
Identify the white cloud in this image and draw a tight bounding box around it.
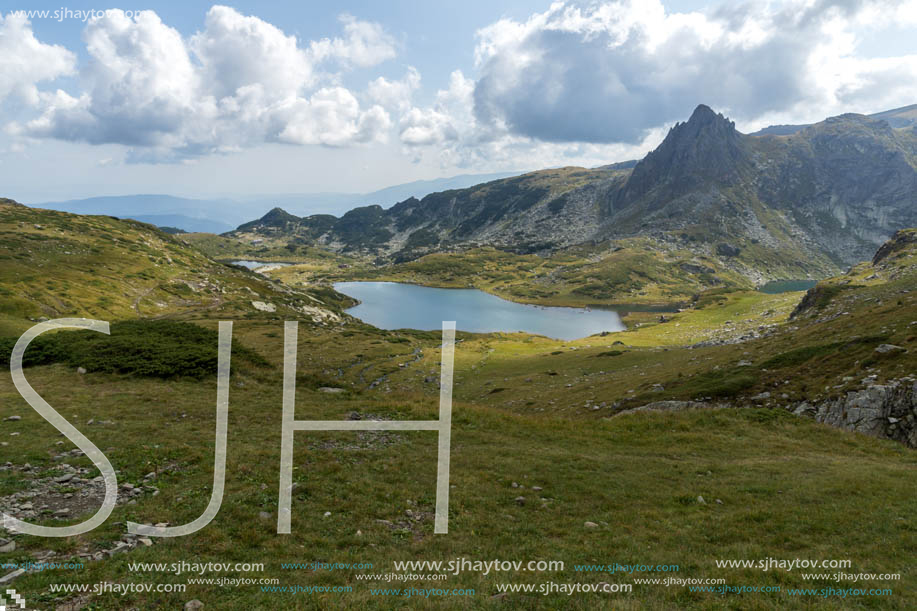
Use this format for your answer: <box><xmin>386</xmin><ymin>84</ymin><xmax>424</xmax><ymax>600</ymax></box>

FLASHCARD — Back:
<box><xmin>398</xmin><ymin>68</ymin><xmax>662</xmax><ymax>170</ymax></box>
<box><xmin>367</xmin><ymin>67</ymin><xmax>421</xmax><ymax>113</ymax></box>
<box><xmin>276</xmin><ymin>87</ymin><xmax>391</xmax><ymax>146</ymax></box>
<box><xmin>399</xmin><ymin>70</ymin><xmax>473</xmax><ymax>146</ymax></box>
<box><xmin>309</xmin><ymin>13</ymin><xmax>398</xmax><ymax>68</ymax></box>
<box><xmin>0</xmin><ymin>13</ymin><xmax>75</xmax><ymax>105</ymax></box>
<box><xmin>192</xmin><ymin>5</ymin><xmax>315</xmax><ymax>99</ymax></box>
<box><xmin>5</xmin><ymin>1</ymin><xmax>917</xmax><ymax>173</ymax></box>
<box><xmin>10</xmin><ymin>6</ymin><xmax>396</xmax><ymax>161</ymax></box>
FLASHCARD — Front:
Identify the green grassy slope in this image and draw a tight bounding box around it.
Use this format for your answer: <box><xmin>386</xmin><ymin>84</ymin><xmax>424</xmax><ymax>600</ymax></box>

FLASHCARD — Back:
<box><xmin>0</xmin><ymin>200</ymin><xmax>350</xmax><ymax>336</ymax></box>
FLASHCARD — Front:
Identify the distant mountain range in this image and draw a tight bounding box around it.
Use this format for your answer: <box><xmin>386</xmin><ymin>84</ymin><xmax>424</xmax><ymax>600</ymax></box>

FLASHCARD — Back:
<box><xmin>27</xmin><ymin>172</ymin><xmax>523</xmax><ymax>233</ymax></box>
<box><xmin>750</xmin><ymin>103</ymin><xmax>917</xmax><ymax>135</ymax></box>
<box><xmin>230</xmin><ymin>103</ymin><xmax>917</xmax><ymax>283</ymax></box>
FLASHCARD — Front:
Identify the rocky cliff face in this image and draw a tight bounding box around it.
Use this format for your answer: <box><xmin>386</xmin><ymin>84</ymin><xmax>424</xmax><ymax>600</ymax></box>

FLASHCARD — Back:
<box><xmin>613</xmin><ymin>105</ymin><xmax>751</xmax><ymax>211</ymax></box>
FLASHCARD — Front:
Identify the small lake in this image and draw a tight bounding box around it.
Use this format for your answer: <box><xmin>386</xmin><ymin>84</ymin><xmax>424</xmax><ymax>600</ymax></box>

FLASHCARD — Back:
<box><xmin>758</xmin><ymin>279</ymin><xmax>817</xmax><ymax>294</ymax></box>
<box><xmin>231</xmin><ymin>260</ymin><xmax>291</xmax><ymax>271</ymax></box>
<box><xmin>334</xmin><ymin>282</ymin><xmax>624</xmax><ymax>340</ymax></box>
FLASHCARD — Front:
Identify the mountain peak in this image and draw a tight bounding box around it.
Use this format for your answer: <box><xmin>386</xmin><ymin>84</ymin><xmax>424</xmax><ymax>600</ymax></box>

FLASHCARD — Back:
<box><xmin>615</xmin><ymin>105</ymin><xmax>747</xmax><ymax>206</ymax></box>
<box><xmin>234</xmin><ymin>206</ymin><xmax>300</xmax><ymax>232</ymax></box>
<box><xmin>682</xmin><ymin>104</ymin><xmax>736</xmax><ymax>132</ymax></box>
<box><xmin>689</xmin><ymin>103</ymin><xmax>717</xmax><ymax>121</ymax></box>
<box><xmin>260</xmin><ymin>207</ymin><xmax>299</xmax><ymax>223</ymax></box>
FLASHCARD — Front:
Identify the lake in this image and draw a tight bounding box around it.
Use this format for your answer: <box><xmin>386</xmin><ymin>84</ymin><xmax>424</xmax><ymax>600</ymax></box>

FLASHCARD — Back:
<box><xmin>334</xmin><ymin>281</ymin><xmax>625</xmax><ymax>340</ymax></box>
<box><xmin>758</xmin><ymin>279</ymin><xmax>817</xmax><ymax>294</ymax></box>
<box><xmin>231</xmin><ymin>260</ymin><xmax>291</xmax><ymax>272</ymax></box>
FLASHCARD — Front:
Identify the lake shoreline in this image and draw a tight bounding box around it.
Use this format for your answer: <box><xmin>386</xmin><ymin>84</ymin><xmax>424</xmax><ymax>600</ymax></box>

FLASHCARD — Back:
<box><xmin>333</xmin><ymin>281</ymin><xmax>627</xmax><ymax>340</ymax></box>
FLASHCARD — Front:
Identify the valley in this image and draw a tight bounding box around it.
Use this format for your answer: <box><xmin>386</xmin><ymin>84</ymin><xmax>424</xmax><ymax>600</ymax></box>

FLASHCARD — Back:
<box><xmin>0</xmin><ymin>195</ymin><xmax>915</xmax><ymax>608</ymax></box>
<box><xmin>1</xmin><ymin>104</ymin><xmax>916</xmax><ymax>609</ymax></box>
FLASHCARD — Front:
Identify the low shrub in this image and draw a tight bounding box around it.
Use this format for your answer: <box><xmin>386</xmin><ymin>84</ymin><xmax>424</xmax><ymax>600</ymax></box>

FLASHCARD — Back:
<box><xmin>0</xmin><ymin>320</ymin><xmax>268</xmax><ymax>379</ymax></box>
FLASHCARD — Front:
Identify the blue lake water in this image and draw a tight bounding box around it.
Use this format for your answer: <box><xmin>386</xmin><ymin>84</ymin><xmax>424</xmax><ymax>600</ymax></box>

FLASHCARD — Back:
<box><xmin>334</xmin><ymin>281</ymin><xmax>625</xmax><ymax>340</ymax></box>
<box><xmin>758</xmin><ymin>279</ymin><xmax>817</xmax><ymax>294</ymax></box>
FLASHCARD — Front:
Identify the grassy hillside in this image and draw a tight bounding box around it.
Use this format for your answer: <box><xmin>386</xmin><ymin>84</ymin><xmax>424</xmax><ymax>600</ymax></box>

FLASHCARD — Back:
<box><xmin>0</xmin><ymin>200</ymin><xmax>349</xmax><ymax>336</ymax></box>
<box><xmin>1</xmin><ymin>203</ymin><xmax>914</xmax><ymax>609</ymax></box>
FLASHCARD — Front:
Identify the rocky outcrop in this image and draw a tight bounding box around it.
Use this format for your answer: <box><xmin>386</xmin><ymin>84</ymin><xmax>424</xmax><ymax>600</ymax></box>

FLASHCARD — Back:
<box><xmin>616</xmin><ymin>379</ymin><xmax>917</xmax><ymax>448</ymax></box>
<box><xmin>872</xmin><ymin>229</ymin><xmax>917</xmax><ymax>265</ymax></box>
<box><xmin>789</xmin><ymin>379</ymin><xmax>917</xmax><ymax>447</ymax></box>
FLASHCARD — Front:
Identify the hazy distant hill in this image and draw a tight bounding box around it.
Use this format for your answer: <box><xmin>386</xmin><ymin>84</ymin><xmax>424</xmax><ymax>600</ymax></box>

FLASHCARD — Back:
<box><xmin>29</xmin><ymin>172</ymin><xmax>523</xmax><ymax>233</ymax></box>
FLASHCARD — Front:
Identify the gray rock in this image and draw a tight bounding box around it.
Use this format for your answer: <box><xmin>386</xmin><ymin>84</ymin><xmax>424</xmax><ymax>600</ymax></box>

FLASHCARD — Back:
<box><xmin>3</xmin><ymin>416</ymin><xmax>21</xmax><ymax>422</ymax></box>
<box><xmin>318</xmin><ymin>387</ymin><xmax>345</xmax><ymax>394</ymax></box>
<box><xmin>185</xmin><ymin>601</ymin><xmax>205</xmax><ymax>611</ymax></box>
<box><xmin>77</xmin><ymin>367</ymin><xmax>87</xmax><ymax>375</ymax></box>
<box><xmin>875</xmin><ymin>344</ymin><xmax>906</xmax><ymax>354</ymax></box>
<box><xmin>258</xmin><ymin>511</ymin><xmax>271</xmax><ymax>520</ymax></box>
<box><xmin>251</xmin><ymin>300</ymin><xmax>276</xmax><ymax>313</ymax></box>
<box><xmin>0</xmin><ymin>539</ymin><xmax>14</xmax><ymax>553</ymax></box>
<box><xmin>514</xmin><ymin>496</ymin><xmax>526</xmax><ymax>506</ymax></box>
<box><xmin>0</xmin><ymin>569</ymin><xmax>25</xmax><ymax>583</ymax></box>
<box><xmin>584</xmin><ymin>521</ymin><xmax>599</xmax><ymax>528</ymax></box>
<box><xmin>787</xmin><ymin>379</ymin><xmax>917</xmax><ymax>447</ymax></box>
<box><xmin>697</xmin><ymin>496</ymin><xmax>706</xmax><ymax>504</ymax></box>
<box><xmin>55</xmin><ymin>474</ymin><xmax>75</xmax><ymax>483</ymax></box>
<box><xmin>752</xmin><ymin>392</ymin><xmax>771</xmax><ymax>401</ymax></box>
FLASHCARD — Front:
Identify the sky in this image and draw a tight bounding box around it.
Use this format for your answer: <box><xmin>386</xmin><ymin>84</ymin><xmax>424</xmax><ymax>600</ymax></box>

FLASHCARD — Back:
<box><xmin>1</xmin><ymin>0</ymin><xmax>916</xmax><ymax>203</ymax></box>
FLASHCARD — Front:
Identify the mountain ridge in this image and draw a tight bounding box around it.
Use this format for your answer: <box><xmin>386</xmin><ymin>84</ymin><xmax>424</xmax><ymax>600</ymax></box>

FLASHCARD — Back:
<box><xmin>229</xmin><ymin>103</ymin><xmax>917</xmax><ymax>286</ymax></box>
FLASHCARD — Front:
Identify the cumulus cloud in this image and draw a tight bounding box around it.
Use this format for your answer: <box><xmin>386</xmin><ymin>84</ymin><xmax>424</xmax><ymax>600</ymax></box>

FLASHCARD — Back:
<box><xmin>6</xmin><ymin>1</ymin><xmax>917</xmax><ymax>171</ymax></box>
<box><xmin>11</xmin><ymin>6</ymin><xmax>397</xmax><ymax>161</ymax></box>
<box><xmin>367</xmin><ymin>67</ymin><xmax>421</xmax><ymax>113</ymax></box>
<box><xmin>0</xmin><ymin>13</ymin><xmax>75</xmax><ymax>105</ymax></box>
<box><xmin>397</xmin><ymin>68</ymin><xmax>662</xmax><ymax>170</ymax></box>
<box><xmin>310</xmin><ymin>13</ymin><xmax>398</xmax><ymax>68</ymax></box>
<box><xmin>400</xmin><ymin>0</ymin><xmax>917</xmax><ymax>155</ymax></box>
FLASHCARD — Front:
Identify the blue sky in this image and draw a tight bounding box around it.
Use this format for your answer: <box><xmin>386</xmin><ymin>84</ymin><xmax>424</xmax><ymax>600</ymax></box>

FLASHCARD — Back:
<box><xmin>1</xmin><ymin>0</ymin><xmax>916</xmax><ymax>203</ymax></box>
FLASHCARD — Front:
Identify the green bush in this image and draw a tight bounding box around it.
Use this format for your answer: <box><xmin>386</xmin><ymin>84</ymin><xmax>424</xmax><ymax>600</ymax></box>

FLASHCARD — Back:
<box><xmin>0</xmin><ymin>320</ymin><xmax>268</xmax><ymax>379</ymax></box>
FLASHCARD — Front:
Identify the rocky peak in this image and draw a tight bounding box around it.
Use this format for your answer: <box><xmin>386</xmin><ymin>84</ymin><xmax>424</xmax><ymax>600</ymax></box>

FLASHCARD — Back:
<box><xmin>615</xmin><ymin>104</ymin><xmax>749</xmax><ymax>206</ymax></box>
<box><xmin>260</xmin><ymin>207</ymin><xmax>299</xmax><ymax>224</ymax></box>
<box><xmin>235</xmin><ymin>207</ymin><xmax>300</xmax><ymax>232</ymax></box>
